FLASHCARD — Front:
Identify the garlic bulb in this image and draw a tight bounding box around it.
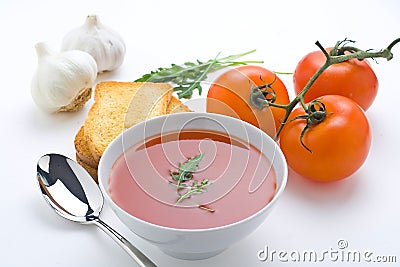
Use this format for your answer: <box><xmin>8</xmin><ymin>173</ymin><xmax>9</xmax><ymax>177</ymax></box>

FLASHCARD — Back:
<box><xmin>31</xmin><ymin>42</ymin><xmax>97</xmax><ymax>113</ymax></box>
<box><xmin>61</xmin><ymin>14</ymin><xmax>126</xmax><ymax>73</ymax></box>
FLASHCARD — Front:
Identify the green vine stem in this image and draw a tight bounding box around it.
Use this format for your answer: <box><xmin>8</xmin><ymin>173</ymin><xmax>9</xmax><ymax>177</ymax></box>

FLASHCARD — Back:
<box><xmin>251</xmin><ymin>37</ymin><xmax>400</xmax><ymax>143</ymax></box>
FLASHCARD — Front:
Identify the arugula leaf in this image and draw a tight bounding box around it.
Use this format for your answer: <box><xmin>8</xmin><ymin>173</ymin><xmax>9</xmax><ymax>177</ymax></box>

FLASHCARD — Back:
<box><xmin>170</xmin><ymin>153</ymin><xmax>212</xmax><ymax>203</ymax></box>
<box><xmin>170</xmin><ymin>154</ymin><xmax>204</xmax><ymax>186</ymax></box>
<box><xmin>177</xmin><ymin>179</ymin><xmax>210</xmax><ymax>203</ymax></box>
<box><xmin>135</xmin><ymin>50</ymin><xmax>263</xmax><ymax>99</ymax></box>
<box><xmin>179</xmin><ymin>154</ymin><xmax>204</xmax><ymax>174</ymax></box>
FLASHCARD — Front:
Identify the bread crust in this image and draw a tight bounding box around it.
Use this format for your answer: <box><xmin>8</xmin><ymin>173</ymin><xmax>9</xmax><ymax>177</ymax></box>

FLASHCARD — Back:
<box><xmin>74</xmin><ymin>126</ymin><xmax>98</xmax><ymax>168</ymax></box>
<box><xmin>76</xmin><ymin>155</ymin><xmax>98</xmax><ymax>182</ymax></box>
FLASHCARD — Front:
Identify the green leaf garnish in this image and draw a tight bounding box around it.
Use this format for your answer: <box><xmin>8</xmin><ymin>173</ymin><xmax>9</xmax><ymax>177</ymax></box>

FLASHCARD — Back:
<box><xmin>134</xmin><ymin>50</ymin><xmax>263</xmax><ymax>99</ymax></box>
<box><xmin>170</xmin><ymin>154</ymin><xmax>204</xmax><ymax>187</ymax></box>
<box><xmin>170</xmin><ymin>153</ymin><xmax>212</xmax><ymax>204</ymax></box>
<box><xmin>177</xmin><ymin>179</ymin><xmax>211</xmax><ymax>203</ymax></box>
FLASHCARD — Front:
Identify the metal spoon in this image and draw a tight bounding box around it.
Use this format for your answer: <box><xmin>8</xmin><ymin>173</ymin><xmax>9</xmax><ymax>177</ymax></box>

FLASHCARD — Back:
<box><xmin>36</xmin><ymin>153</ymin><xmax>157</xmax><ymax>267</ymax></box>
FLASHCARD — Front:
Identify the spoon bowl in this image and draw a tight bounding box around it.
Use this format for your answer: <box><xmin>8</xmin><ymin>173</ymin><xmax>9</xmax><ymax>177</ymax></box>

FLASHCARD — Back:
<box><xmin>36</xmin><ymin>153</ymin><xmax>157</xmax><ymax>267</ymax></box>
<box><xmin>37</xmin><ymin>153</ymin><xmax>103</xmax><ymax>223</ymax></box>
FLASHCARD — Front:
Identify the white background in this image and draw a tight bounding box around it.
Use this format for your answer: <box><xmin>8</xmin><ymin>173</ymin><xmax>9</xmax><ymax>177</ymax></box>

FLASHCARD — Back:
<box><xmin>1</xmin><ymin>0</ymin><xmax>399</xmax><ymax>266</ymax></box>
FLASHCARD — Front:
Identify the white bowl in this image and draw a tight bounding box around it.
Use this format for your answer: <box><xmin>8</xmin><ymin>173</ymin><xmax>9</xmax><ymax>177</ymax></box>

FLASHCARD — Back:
<box><xmin>98</xmin><ymin>112</ymin><xmax>287</xmax><ymax>260</ymax></box>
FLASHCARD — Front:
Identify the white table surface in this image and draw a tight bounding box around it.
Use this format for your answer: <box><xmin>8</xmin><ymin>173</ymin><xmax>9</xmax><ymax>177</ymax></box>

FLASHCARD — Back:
<box><xmin>1</xmin><ymin>0</ymin><xmax>399</xmax><ymax>266</ymax></box>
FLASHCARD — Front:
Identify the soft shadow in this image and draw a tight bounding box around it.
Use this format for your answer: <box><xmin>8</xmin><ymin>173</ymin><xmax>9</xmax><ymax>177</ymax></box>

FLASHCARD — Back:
<box><xmin>28</xmin><ymin>193</ymin><xmax>82</xmax><ymax>232</ymax></box>
<box><xmin>285</xmin><ymin>167</ymin><xmax>363</xmax><ymax>205</ymax></box>
<box><xmin>96</xmin><ymin>68</ymin><xmax>125</xmax><ymax>82</ymax></box>
<box><xmin>96</xmin><ymin>70</ymin><xmax>115</xmax><ymax>81</ymax></box>
<box><xmin>26</xmin><ymin>105</ymin><xmax>88</xmax><ymax>128</ymax></box>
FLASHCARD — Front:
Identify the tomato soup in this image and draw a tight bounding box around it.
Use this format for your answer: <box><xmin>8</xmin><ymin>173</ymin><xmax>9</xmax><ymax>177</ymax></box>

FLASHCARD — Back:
<box><xmin>108</xmin><ymin>130</ymin><xmax>276</xmax><ymax>229</ymax></box>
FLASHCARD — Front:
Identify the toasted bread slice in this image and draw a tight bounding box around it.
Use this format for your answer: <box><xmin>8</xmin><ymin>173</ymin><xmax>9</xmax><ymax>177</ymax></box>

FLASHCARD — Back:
<box><xmin>76</xmin><ymin>155</ymin><xmax>98</xmax><ymax>182</ymax></box>
<box><xmin>84</xmin><ymin>82</ymin><xmax>173</xmax><ymax>162</ymax></box>
<box><xmin>74</xmin><ymin>126</ymin><xmax>98</xmax><ymax>168</ymax></box>
<box><xmin>166</xmin><ymin>95</ymin><xmax>192</xmax><ymax>113</ymax></box>
<box><xmin>75</xmin><ymin>95</ymin><xmax>191</xmax><ymax>169</ymax></box>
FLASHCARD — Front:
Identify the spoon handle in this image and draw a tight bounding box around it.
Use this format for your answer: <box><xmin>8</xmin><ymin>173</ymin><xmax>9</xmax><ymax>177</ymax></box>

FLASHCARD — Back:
<box><xmin>93</xmin><ymin>218</ymin><xmax>157</xmax><ymax>267</ymax></box>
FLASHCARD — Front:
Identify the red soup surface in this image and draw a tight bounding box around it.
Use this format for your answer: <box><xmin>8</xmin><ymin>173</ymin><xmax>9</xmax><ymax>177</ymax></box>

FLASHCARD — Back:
<box><xmin>108</xmin><ymin>130</ymin><xmax>276</xmax><ymax>229</ymax></box>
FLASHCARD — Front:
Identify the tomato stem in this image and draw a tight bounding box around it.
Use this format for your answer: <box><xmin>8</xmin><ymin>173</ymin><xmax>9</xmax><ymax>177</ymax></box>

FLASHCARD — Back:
<box><xmin>250</xmin><ymin>37</ymin><xmax>400</xmax><ymax>146</ymax></box>
<box><xmin>387</xmin><ymin>38</ymin><xmax>400</xmax><ymax>51</ymax></box>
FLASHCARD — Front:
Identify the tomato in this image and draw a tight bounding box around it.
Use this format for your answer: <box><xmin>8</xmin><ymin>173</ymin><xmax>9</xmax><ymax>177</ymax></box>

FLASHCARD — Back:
<box><xmin>293</xmin><ymin>48</ymin><xmax>378</xmax><ymax>110</ymax></box>
<box><xmin>206</xmin><ymin>65</ymin><xmax>290</xmax><ymax>137</ymax></box>
<box><xmin>279</xmin><ymin>95</ymin><xmax>371</xmax><ymax>182</ymax></box>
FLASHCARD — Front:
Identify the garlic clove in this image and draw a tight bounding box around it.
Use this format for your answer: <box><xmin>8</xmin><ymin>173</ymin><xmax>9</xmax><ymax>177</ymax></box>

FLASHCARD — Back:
<box><xmin>31</xmin><ymin>42</ymin><xmax>97</xmax><ymax>113</ymax></box>
<box><xmin>61</xmin><ymin>14</ymin><xmax>126</xmax><ymax>73</ymax></box>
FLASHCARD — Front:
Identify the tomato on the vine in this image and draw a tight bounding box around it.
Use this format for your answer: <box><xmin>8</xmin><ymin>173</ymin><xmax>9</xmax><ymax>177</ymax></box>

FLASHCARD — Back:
<box><xmin>206</xmin><ymin>65</ymin><xmax>290</xmax><ymax>137</ymax></box>
<box><xmin>279</xmin><ymin>95</ymin><xmax>371</xmax><ymax>182</ymax></box>
<box><xmin>293</xmin><ymin>48</ymin><xmax>378</xmax><ymax>110</ymax></box>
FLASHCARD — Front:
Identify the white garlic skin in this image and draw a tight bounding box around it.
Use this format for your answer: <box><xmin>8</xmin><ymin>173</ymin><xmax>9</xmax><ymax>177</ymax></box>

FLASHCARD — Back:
<box><xmin>31</xmin><ymin>42</ymin><xmax>97</xmax><ymax>113</ymax></box>
<box><xmin>61</xmin><ymin>15</ymin><xmax>126</xmax><ymax>73</ymax></box>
